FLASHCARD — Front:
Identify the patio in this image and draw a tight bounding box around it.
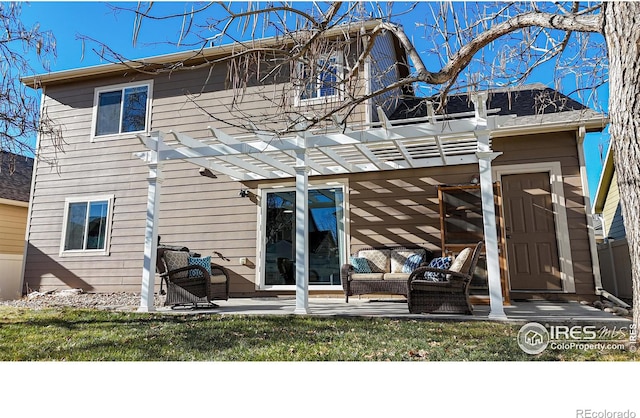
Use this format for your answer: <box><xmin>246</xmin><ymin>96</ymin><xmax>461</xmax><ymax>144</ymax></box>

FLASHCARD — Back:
<box><xmin>154</xmin><ymin>297</ymin><xmax>632</xmax><ymax>327</ymax></box>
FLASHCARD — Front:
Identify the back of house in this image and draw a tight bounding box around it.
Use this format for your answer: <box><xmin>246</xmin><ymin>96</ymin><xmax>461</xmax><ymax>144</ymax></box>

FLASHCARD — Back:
<box><xmin>21</xmin><ymin>20</ymin><xmax>607</xmax><ymax>304</ymax></box>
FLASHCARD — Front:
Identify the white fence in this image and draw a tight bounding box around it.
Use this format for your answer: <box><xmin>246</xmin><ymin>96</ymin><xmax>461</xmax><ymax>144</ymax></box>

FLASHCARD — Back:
<box><xmin>597</xmin><ymin>239</ymin><xmax>633</xmax><ymax>300</ymax></box>
<box><xmin>0</xmin><ymin>253</ymin><xmax>23</xmax><ymax>301</ymax></box>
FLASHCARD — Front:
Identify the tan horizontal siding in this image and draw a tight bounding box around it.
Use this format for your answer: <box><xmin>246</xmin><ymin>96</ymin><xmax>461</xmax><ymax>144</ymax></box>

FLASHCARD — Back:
<box><xmin>0</xmin><ymin>204</ymin><xmax>28</xmax><ymax>254</ymax></box>
<box><xmin>25</xmin><ymin>59</ymin><xmax>595</xmax><ymax>299</ymax></box>
<box><xmin>493</xmin><ymin>131</ymin><xmax>595</xmax><ymax>296</ymax></box>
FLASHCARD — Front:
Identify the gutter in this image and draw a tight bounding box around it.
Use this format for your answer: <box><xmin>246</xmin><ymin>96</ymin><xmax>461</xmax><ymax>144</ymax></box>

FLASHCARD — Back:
<box><xmin>492</xmin><ymin>113</ymin><xmax>608</xmax><ymax>138</ymax></box>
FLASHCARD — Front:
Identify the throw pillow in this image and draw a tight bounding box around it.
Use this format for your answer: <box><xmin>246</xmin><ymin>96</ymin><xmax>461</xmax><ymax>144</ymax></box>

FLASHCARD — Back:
<box><xmin>164</xmin><ymin>250</ymin><xmax>190</xmax><ymax>279</ymax></box>
<box><xmin>391</xmin><ymin>249</ymin><xmax>426</xmax><ymax>273</ymax></box>
<box><xmin>357</xmin><ymin>249</ymin><xmax>390</xmax><ymax>273</ymax></box>
<box><xmin>424</xmin><ymin>256</ymin><xmax>452</xmax><ymax>282</ymax></box>
<box><xmin>188</xmin><ymin>256</ymin><xmax>212</xmax><ymax>278</ymax></box>
<box><xmin>449</xmin><ymin>247</ymin><xmax>473</xmax><ymax>274</ymax></box>
<box><xmin>402</xmin><ymin>253</ymin><xmax>424</xmax><ymax>273</ymax></box>
<box><xmin>349</xmin><ymin>256</ymin><xmax>372</xmax><ymax>274</ymax></box>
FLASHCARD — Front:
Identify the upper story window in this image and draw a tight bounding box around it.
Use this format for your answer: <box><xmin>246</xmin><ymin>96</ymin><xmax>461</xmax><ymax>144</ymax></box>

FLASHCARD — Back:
<box><xmin>60</xmin><ymin>195</ymin><xmax>114</xmax><ymax>256</ymax></box>
<box><xmin>296</xmin><ymin>53</ymin><xmax>343</xmax><ymax>104</ymax></box>
<box><xmin>92</xmin><ymin>82</ymin><xmax>152</xmax><ymax>138</ymax></box>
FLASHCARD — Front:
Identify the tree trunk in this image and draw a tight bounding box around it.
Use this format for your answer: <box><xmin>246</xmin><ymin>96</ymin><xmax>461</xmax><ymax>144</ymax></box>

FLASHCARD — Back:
<box><xmin>603</xmin><ymin>2</ymin><xmax>640</xmax><ymax>333</ymax></box>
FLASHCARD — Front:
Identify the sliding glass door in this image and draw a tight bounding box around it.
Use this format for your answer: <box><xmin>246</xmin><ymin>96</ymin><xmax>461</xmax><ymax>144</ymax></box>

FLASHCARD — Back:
<box><xmin>262</xmin><ymin>185</ymin><xmax>345</xmax><ymax>287</ymax></box>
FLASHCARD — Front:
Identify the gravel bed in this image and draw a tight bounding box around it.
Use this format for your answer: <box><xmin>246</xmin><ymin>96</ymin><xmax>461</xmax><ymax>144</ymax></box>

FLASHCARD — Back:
<box><xmin>0</xmin><ymin>289</ymin><xmax>165</xmax><ymax>311</ymax></box>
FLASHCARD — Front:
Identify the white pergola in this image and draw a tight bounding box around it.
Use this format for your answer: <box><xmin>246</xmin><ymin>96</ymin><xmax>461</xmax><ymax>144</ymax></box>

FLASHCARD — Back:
<box><xmin>135</xmin><ymin>94</ymin><xmax>509</xmax><ymax>319</ymax></box>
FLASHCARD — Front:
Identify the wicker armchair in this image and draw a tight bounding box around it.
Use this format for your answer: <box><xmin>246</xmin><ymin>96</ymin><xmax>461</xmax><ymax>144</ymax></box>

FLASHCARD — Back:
<box><xmin>407</xmin><ymin>241</ymin><xmax>483</xmax><ymax>315</ymax></box>
<box><xmin>157</xmin><ymin>248</ymin><xmax>229</xmax><ymax>308</ymax></box>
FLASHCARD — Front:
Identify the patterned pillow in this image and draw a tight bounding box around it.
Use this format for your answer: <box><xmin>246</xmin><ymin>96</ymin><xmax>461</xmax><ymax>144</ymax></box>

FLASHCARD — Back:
<box><xmin>188</xmin><ymin>256</ymin><xmax>212</xmax><ymax>278</ymax></box>
<box><xmin>164</xmin><ymin>250</ymin><xmax>190</xmax><ymax>279</ymax></box>
<box><xmin>424</xmin><ymin>256</ymin><xmax>452</xmax><ymax>282</ymax></box>
<box><xmin>449</xmin><ymin>247</ymin><xmax>473</xmax><ymax>274</ymax></box>
<box><xmin>350</xmin><ymin>257</ymin><xmax>372</xmax><ymax>274</ymax></box>
<box><xmin>402</xmin><ymin>254</ymin><xmax>424</xmax><ymax>273</ymax></box>
<box><xmin>391</xmin><ymin>249</ymin><xmax>426</xmax><ymax>273</ymax></box>
<box><xmin>357</xmin><ymin>249</ymin><xmax>390</xmax><ymax>273</ymax></box>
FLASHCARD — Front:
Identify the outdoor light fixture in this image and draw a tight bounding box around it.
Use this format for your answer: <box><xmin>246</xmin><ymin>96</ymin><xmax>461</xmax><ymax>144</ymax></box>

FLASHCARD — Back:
<box><xmin>199</xmin><ymin>168</ymin><xmax>217</xmax><ymax>179</ymax></box>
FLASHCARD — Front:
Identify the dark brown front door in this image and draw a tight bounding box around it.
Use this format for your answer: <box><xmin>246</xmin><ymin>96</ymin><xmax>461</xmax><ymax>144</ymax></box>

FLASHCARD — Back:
<box><xmin>502</xmin><ymin>172</ymin><xmax>562</xmax><ymax>291</ymax></box>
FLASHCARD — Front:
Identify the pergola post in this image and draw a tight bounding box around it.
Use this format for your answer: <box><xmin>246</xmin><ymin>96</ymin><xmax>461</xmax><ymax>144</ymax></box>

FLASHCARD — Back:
<box><xmin>293</xmin><ymin>148</ymin><xmax>310</xmax><ymax>314</ymax></box>
<box><xmin>473</xmin><ymin>94</ymin><xmax>507</xmax><ymax>320</ymax></box>
<box><xmin>476</xmin><ymin>150</ymin><xmax>507</xmax><ymax>319</ymax></box>
<box><xmin>137</xmin><ymin>133</ymin><xmax>163</xmax><ymax>312</ymax></box>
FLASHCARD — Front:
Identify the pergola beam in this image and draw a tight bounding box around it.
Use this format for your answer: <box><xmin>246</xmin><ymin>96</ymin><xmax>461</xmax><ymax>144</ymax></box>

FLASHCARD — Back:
<box><xmin>136</xmin><ymin>97</ymin><xmax>508</xmax><ymax>316</ymax></box>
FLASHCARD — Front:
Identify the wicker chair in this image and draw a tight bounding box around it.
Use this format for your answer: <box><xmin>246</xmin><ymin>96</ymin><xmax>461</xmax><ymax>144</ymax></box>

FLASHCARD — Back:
<box><xmin>157</xmin><ymin>248</ymin><xmax>229</xmax><ymax>308</ymax></box>
<box><xmin>406</xmin><ymin>241</ymin><xmax>483</xmax><ymax>315</ymax></box>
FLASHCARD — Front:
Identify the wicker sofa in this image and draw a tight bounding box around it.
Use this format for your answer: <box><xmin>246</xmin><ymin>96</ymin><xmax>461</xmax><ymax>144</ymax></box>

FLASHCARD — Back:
<box><xmin>340</xmin><ymin>246</ymin><xmax>434</xmax><ymax>302</ymax></box>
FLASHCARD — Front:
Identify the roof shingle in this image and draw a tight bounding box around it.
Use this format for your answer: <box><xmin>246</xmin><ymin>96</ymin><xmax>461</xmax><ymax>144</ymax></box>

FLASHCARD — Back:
<box><xmin>0</xmin><ymin>152</ymin><xmax>34</xmax><ymax>203</ymax></box>
<box><xmin>390</xmin><ymin>84</ymin><xmax>592</xmax><ymax>120</ymax></box>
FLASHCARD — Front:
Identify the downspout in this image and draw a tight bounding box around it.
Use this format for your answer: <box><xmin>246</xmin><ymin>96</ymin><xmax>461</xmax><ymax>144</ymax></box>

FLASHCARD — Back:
<box><xmin>576</xmin><ymin>127</ymin><xmax>630</xmax><ymax>308</ymax></box>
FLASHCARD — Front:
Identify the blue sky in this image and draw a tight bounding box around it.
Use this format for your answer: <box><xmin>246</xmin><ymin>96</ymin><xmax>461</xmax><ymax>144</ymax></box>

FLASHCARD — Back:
<box><xmin>19</xmin><ymin>1</ymin><xmax>610</xmax><ymax>200</ymax></box>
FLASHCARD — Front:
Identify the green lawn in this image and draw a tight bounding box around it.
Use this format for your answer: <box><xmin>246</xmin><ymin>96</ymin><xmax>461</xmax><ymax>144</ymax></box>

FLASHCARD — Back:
<box><xmin>0</xmin><ymin>307</ymin><xmax>636</xmax><ymax>361</ymax></box>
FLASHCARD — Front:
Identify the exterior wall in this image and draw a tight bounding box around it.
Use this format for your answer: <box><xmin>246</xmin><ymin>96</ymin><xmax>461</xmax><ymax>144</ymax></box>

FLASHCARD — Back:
<box><xmin>0</xmin><ymin>202</ymin><xmax>27</xmax><ymax>255</ymax></box>
<box><xmin>492</xmin><ymin>131</ymin><xmax>596</xmax><ymax>298</ymax></box>
<box><xmin>25</xmin><ymin>89</ymin><xmax>599</xmax><ymax>300</ymax></box>
<box><xmin>22</xmin><ymin>44</ymin><xmax>597</xmax><ymax>299</ymax></box>
<box><xmin>368</xmin><ymin>31</ymin><xmax>404</xmax><ymax>119</ymax></box>
<box><xmin>23</xmin><ymin>50</ymin><xmax>371</xmax><ymax>295</ymax></box>
<box><xmin>601</xmin><ymin>172</ymin><xmax>626</xmax><ymax>240</ymax></box>
<box><xmin>0</xmin><ymin>202</ymin><xmax>28</xmax><ymax>300</ymax></box>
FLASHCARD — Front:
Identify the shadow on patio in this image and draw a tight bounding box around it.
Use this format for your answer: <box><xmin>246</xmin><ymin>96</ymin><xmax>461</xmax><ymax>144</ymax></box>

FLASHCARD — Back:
<box><xmin>155</xmin><ymin>297</ymin><xmax>632</xmax><ymax>327</ymax></box>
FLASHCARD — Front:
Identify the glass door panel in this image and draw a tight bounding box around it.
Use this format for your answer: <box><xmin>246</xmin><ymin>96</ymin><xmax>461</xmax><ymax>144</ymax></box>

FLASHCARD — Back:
<box><xmin>263</xmin><ymin>186</ymin><xmax>344</xmax><ymax>286</ymax></box>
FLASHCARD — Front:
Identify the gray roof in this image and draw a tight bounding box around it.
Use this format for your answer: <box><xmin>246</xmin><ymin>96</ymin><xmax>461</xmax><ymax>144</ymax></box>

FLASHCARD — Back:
<box><xmin>0</xmin><ymin>152</ymin><xmax>34</xmax><ymax>203</ymax></box>
<box><xmin>390</xmin><ymin>84</ymin><xmax>596</xmax><ymax>120</ymax></box>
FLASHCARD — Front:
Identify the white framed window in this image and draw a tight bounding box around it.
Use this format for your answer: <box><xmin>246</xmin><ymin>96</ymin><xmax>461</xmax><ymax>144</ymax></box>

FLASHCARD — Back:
<box><xmin>295</xmin><ymin>53</ymin><xmax>343</xmax><ymax>105</ymax></box>
<box><xmin>257</xmin><ymin>182</ymin><xmax>348</xmax><ymax>290</ymax></box>
<box><xmin>91</xmin><ymin>81</ymin><xmax>152</xmax><ymax>139</ymax></box>
<box><xmin>60</xmin><ymin>195</ymin><xmax>115</xmax><ymax>256</ymax></box>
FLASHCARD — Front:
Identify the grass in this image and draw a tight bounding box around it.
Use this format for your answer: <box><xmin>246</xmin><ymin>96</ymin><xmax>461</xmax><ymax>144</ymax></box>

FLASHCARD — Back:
<box><xmin>0</xmin><ymin>306</ymin><xmax>637</xmax><ymax>361</ymax></box>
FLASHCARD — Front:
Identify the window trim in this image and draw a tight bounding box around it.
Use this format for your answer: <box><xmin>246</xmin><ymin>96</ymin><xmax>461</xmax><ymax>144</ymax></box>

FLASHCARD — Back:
<box><xmin>256</xmin><ymin>179</ymin><xmax>349</xmax><ymax>291</ymax></box>
<box><xmin>90</xmin><ymin>81</ymin><xmax>153</xmax><ymax>141</ymax></box>
<box><xmin>59</xmin><ymin>194</ymin><xmax>115</xmax><ymax>257</ymax></box>
<box><xmin>294</xmin><ymin>52</ymin><xmax>344</xmax><ymax>106</ymax></box>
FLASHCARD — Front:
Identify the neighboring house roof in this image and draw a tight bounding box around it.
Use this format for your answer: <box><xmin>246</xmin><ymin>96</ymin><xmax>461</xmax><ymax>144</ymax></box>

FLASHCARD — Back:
<box><xmin>0</xmin><ymin>152</ymin><xmax>34</xmax><ymax>203</ymax></box>
<box><xmin>390</xmin><ymin>84</ymin><xmax>606</xmax><ymax>133</ymax></box>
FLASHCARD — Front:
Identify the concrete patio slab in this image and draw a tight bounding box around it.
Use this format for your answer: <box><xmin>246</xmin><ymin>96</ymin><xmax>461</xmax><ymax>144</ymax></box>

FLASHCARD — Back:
<box><xmin>155</xmin><ymin>297</ymin><xmax>632</xmax><ymax>327</ymax></box>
